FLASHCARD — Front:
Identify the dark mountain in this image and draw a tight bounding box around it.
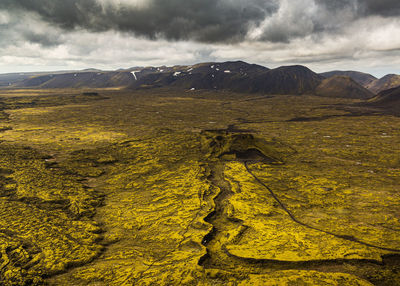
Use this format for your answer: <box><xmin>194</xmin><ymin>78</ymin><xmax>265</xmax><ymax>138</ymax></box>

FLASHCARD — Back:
<box><xmin>320</xmin><ymin>71</ymin><xmax>377</xmax><ymax>87</ymax></box>
<box><xmin>366</xmin><ymin>74</ymin><xmax>400</xmax><ymax>94</ymax></box>
<box><xmin>130</xmin><ymin>61</ymin><xmax>269</xmax><ymax>90</ymax></box>
<box><xmin>241</xmin><ymin>65</ymin><xmax>324</xmax><ymax>94</ymax></box>
<box><xmin>130</xmin><ymin>62</ymin><xmax>322</xmax><ymax>95</ymax></box>
<box><xmin>17</xmin><ymin>71</ymin><xmax>135</xmax><ymax>88</ymax></box>
<box><xmin>0</xmin><ymin>73</ymin><xmax>32</xmax><ymax>87</ymax></box>
<box><xmin>315</xmin><ymin>76</ymin><xmax>375</xmax><ymax>99</ymax></box>
<box><xmin>0</xmin><ymin>69</ymin><xmax>121</xmax><ymax>87</ymax></box>
<box><xmin>81</xmin><ymin>68</ymin><xmax>103</xmax><ymax>72</ymax></box>
<box><xmin>370</xmin><ymin>86</ymin><xmax>400</xmax><ymax>105</ymax></box>
<box><xmin>367</xmin><ymin>86</ymin><xmax>400</xmax><ymax>115</ymax></box>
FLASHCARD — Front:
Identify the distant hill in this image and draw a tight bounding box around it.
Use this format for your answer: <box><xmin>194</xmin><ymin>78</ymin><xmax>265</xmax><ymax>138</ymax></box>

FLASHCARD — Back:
<box><xmin>17</xmin><ymin>72</ymin><xmax>134</xmax><ymax>88</ymax></box>
<box><xmin>367</xmin><ymin>86</ymin><xmax>400</xmax><ymax>115</ymax></box>
<box><xmin>320</xmin><ymin>71</ymin><xmax>377</xmax><ymax>87</ymax></box>
<box><xmin>244</xmin><ymin>65</ymin><xmax>324</xmax><ymax>94</ymax></box>
<box><xmin>0</xmin><ymin>73</ymin><xmax>32</xmax><ymax>87</ymax></box>
<box><xmin>315</xmin><ymin>76</ymin><xmax>375</xmax><ymax>99</ymax></box>
<box><xmin>366</xmin><ymin>74</ymin><xmax>400</xmax><ymax>94</ymax></box>
<box><xmin>80</xmin><ymin>68</ymin><xmax>103</xmax><ymax>72</ymax></box>
<box><xmin>369</xmin><ymin>86</ymin><xmax>400</xmax><ymax>105</ymax></box>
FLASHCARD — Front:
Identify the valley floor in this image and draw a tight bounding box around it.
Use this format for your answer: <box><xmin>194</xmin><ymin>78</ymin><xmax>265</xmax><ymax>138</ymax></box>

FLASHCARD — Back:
<box><xmin>0</xmin><ymin>88</ymin><xmax>399</xmax><ymax>285</ymax></box>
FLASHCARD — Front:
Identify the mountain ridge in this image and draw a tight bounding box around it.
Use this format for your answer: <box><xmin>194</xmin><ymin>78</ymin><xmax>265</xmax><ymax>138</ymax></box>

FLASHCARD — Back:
<box><xmin>366</xmin><ymin>74</ymin><xmax>400</xmax><ymax>94</ymax></box>
<box><xmin>315</xmin><ymin>75</ymin><xmax>375</xmax><ymax>99</ymax></box>
<box><xmin>366</xmin><ymin>85</ymin><xmax>400</xmax><ymax>115</ymax></box>
<box><xmin>1</xmin><ymin>61</ymin><xmax>399</xmax><ymax>99</ymax></box>
<box><xmin>320</xmin><ymin>70</ymin><xmax>377</xmax><ymax>87</ymax></box>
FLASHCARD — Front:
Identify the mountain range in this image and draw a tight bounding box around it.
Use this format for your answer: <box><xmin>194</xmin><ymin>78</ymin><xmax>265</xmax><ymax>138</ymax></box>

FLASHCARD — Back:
<box><xmin>1</xmin><ymin>61</ymin><xmax>399</xmax><ymax>100</ymax></box>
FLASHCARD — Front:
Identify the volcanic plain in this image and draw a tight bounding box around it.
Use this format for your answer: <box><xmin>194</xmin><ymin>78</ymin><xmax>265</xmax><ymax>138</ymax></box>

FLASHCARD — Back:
<box><xmin>0</xmin><ymin>87</ymin><xmax>399</xmax><ymax>285</ymax></box>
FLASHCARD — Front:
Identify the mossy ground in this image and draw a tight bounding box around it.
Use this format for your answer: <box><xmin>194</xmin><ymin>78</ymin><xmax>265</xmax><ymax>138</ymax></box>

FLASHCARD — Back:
<box><xmin>0</xmin><ymin>88</ymin><xmax>398</xmax><ymax>285</ymax></box>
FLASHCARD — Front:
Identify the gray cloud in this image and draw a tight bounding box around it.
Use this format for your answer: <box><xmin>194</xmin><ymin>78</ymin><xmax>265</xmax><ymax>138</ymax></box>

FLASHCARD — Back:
<box><xmin>257</xmin><ymin>0</ymin><xmax>400</xmax><ymax>43</ymax></box>
<box><xmin>357</xmin><ymin>0</ymin><xmax>400</xmax><ymax>17</ymax></box>
<box><xmin>0</xmin><ymin>0</ymin><xmax>399</xmax><ymax>76</ymax></box>
<box><xmin>1</xmin><ymin>0</ymin><xmax>399</xmax><ymax>45</ymax></box>
<box><xmin>23</xmin><ymin>32</ymin><xmax>62</xmax><ymax>47</ymax></box>
<box><xmin>0</xmin><ymin>11</ymin><xmax>62</xmax><ymax>48</ymax></box>
<box><xmin>318</xmin><ymin>0</ymin><xmax>400</xmax><ymax>17</ymax></box>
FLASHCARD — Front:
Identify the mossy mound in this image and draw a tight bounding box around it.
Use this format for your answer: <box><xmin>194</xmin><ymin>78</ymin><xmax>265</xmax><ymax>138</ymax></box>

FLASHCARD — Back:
<box><xmin>201</xmin><ymin>131</ymin><xmax>286</xmax><ymax>163</ymax></box>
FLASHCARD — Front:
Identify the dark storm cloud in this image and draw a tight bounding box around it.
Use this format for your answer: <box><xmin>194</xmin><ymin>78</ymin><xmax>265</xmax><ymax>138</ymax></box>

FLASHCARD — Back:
<box><xmin>318</xmin><ymin>0</ymin><xmax>400</xmax><ymax>17</ymax></box>
<box><xmin>360</xmin><ymin>0</ymin><xmax>400</xmax><ymax>17</ymax></box>
<box><xmin>0</xmin><ymin>11</ymin><xmax>62</xmax><ymax>48</ymax></box>
<box><xmin>0</xmin><ymin>0</ymin><xmax>278</xmax><ymax>43</ymax></box>
<box><xmin>23</xmin><ymin>31</ymin><xmax>62</xmax><ymax>47</ymax></box>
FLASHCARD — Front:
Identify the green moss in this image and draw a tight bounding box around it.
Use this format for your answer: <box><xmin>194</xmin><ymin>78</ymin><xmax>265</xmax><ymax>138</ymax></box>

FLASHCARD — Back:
<box><xmin>0</xmin><ymin>142</ymin><xmax>105</xmax><ymax>284</ymax></box>
<box><xmin>223</xmin><ymin>162</ymin><xmax>391</xmax><ymax>261</ymax></box>
<box><xmin>0</xmin><ymin>90</ymin><xmax>398</xmax><ymax>285</ymax></box>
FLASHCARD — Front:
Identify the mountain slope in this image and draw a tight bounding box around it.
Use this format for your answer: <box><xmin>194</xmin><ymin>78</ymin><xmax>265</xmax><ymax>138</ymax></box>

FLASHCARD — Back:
<box><xmin>366</xmin><ymin>74</ymin><xmax>400</xmax><ymax>93</ymax></box>
<box><xmin>370</xmin><ymin>86</ymin><xmax>400</xmax><ymax>105</ymax></box>
<box><xmin>244</xmin><ymin>65</ymin><xmax>324</xmax><ymax>94</ymax></box>
<box><xmin>315</xmin><ymin>76</ymin><xmax>375</xmax><ymax>99</ymax></box>
<box><xmin>17</xmin><ymin>72</ymin><xmax>135</xmax><ymax>88</ymax></box>
<box><xmin>367</xmin><ymin>86</ymin><xmax>400</xmax><ymax>115</ymax></box>
<box><xmin>0</xmin><ymin>73</ymin><xmax>33</xmax><ymax>87</ymax></box>
<box><xmin>320</xmin><ymin>71</ymin><xmax>377</xmax><ymax>87</ymax></box>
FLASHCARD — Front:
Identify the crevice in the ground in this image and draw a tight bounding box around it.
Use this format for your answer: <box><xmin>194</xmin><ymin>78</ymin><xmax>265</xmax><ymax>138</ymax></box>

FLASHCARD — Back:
<box><xmin>286</xmin><ymin>112</ymin><xmax>383</xmax><ymax>122</ymax></box>
<box><xmin>197</xmin><ymin>160</ymin><xmax>400</xmax><ymax>281</ymax></box>
<box><xmin>198</xmin><ymin>161</ymin><xmax>246</xmax><ymax>268</ymax></box>
<box><xmin>197</xmin><ymin>131</ymin><xmax>400</xmax><ymax>285</ymax></box>
<box><xmin>244</xmin><ymin>161</ymin><xmax>400</xmax><ymax>253</ymax></box>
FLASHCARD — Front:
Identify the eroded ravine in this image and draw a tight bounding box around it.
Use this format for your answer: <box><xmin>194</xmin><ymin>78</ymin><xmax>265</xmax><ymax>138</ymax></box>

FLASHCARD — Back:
<box><xmin>198</xmin><ymin>131</ymin><xmax>400</xmax><ymax>285</ymax></box>
<box><xmin>200</xmin><ymin>161</ymin><xmax>245</xmax><ymax>269</ymax></box>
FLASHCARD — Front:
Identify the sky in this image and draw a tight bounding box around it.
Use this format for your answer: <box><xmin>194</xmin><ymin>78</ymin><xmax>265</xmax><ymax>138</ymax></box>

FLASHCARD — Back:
<box><xmin>0</xmin><ymin>0</ymin><xmax>399</xmax><ymax>77</ymax></box>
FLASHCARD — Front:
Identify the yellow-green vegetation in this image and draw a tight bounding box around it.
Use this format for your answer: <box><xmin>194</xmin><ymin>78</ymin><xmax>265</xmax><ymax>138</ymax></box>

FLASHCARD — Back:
<box><xmin>0</xmin><ymin>144</ymin><xmax>103</xmax><ymax>285</ymax></box>
<box><xmin>239</xmin><ymin>270</ymin><xmax>374</xmax><ymax>285</ymax></box>
<box><xmin>0</xmin><ymin>88</ymin><xmax>398</xmax><ymax>285</ymax></box>
<box><xmin>224</xmin><ymin>161</ymin><xmax>393</xmax><ymax>261</ymax></box>
<box><xmin>65</xmin><ymin>135</ymin><xmax>213</xmax><ymax>285</ymax></box>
